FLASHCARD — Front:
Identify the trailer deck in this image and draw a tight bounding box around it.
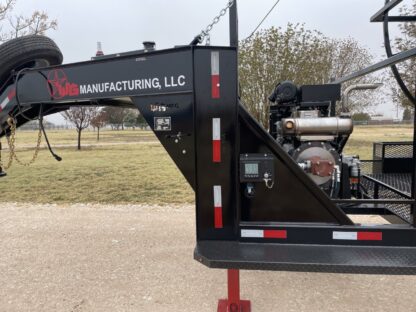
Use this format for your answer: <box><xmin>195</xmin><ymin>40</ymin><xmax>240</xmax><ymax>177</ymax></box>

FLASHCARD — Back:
<box><xmin>196</xmin><ymin>240</ymin><xmax>416</xmax><ymax>274</ymax></box>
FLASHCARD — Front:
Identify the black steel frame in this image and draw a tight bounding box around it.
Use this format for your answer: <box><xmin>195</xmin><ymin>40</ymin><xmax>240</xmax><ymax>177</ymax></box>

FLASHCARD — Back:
<box><xmin>332</xmin><ymin>0</ymin><xmax>416</xmax><ymax>230</ymax></box>
<box><xmin>1</xmin><ymin>0</ymin><xmax>416</xmax><ymax>274</ymax></box>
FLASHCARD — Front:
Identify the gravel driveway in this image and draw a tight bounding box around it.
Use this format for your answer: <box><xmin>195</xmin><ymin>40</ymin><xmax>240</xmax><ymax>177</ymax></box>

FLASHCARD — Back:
<box><xmin>0</xmin><ymin>203</ymin><xmax>415</xmax><ymax>312</ymax></box>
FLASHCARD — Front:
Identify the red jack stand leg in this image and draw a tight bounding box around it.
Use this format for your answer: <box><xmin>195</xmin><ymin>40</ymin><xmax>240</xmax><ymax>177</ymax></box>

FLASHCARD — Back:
<box><xmin>217</xmin><ymin>269</ymin><xmax>251</xmax><ymax>312</ymax></box>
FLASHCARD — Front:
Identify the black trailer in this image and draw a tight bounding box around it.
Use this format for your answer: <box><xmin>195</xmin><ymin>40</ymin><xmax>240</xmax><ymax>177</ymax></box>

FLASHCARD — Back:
<box><xmin>0</xmin><ymin>1</ymin><xmax>416</xmax><ymax>311</ymax></box>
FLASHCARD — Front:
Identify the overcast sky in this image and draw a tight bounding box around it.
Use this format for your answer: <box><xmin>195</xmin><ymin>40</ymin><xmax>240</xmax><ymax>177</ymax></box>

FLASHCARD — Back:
<box><xmin>11</xmin><ymin>0</ymin><xmax>413</xmax><ymax>123</ymax></box>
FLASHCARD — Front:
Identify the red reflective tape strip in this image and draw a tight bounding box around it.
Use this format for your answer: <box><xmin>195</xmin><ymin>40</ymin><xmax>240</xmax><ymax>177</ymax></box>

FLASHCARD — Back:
<box><xmin>333</xmin><ymin>231</ymin><xmax>382</xmax><ymax>241</ymax></box>
<box><xmin>213</xmin><ymin>185</ymin><xmax>223</xmax><ymax>229</ymax></box>
<box><xmin>214</xmin><ymin>207</ymin><xmax>223</xmax><ymax>229</ymax></box>
<box><xmin>241</xmin><ymin>229</ymin><xmax>287</xmax><ymax>239</ymax></box>
<box><xmin>212</xmin><ymin>118</ymin><xmax>221</xmax><ymax>163</ymax></box>
<box><xmin>213</xmin><ymin>140</ymin><xmax>221</xmax><ymax>163</ymax></box>
<box><xmin>264</xmin><ymin>230</ymin><xmax>287</xmax><ymax>239</ymax></box>
<box><xmin>211</xmin><ymin>75</ymin><xmax>220</xmax><ymax>99</ymax></box>
<box><xmin>357</xmin><ymin>232</ymin><xmax>382</xmax><ymax>241</ymax></box>
<box><xmin>7</xmin><ymin>89</ymin><xmax>16</xmax><ymax>100</ymax></box>
<box><xmin>211</xmin><ymin>51</ymin><xmax>220</xmax><ymax>98</ymax></box>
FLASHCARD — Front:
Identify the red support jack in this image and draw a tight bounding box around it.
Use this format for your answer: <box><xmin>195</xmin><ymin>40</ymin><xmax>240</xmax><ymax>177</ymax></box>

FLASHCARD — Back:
<box><xmin>217</xmin><ymin>269</ymin><xmax>251</xmax><ymax>312</ymax></box>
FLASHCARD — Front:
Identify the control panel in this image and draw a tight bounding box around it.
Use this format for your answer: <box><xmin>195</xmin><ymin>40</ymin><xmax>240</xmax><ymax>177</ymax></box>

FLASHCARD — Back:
<box><xmin>239</xmin><ymin>154</ymin><xmax>274</xmax><ymax>185</ymax></box>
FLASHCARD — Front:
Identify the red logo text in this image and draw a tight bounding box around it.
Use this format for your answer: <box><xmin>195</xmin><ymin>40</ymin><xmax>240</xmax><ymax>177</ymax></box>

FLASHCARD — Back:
<box><xmin>47</xmin><ymin>69</ymin><xmax>79</xmax><ymax>99</ymax></box>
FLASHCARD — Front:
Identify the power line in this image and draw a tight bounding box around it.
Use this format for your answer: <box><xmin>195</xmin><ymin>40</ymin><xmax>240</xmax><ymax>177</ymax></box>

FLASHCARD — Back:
<box><xmin>245</xmin><ymin>0</ymin><xmax>282</xmax><ymax>40</ymax></box>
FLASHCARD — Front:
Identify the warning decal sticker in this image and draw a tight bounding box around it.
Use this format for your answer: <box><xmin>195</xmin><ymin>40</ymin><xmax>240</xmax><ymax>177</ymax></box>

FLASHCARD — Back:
<box><xmin>154</xmin><ymin>117</ymin><xmax>172</xmax><ymax>131</ymax></box>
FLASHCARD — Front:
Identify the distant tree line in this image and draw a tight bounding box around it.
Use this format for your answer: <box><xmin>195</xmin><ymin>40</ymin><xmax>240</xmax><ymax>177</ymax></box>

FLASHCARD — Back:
<box><xmin>19</xmin><ymin>120</ymin><xmax>56</xmax><ymax>130</ymax></box>
<box><xmin>100</xmin><ymin>107</ymin><xmax>146</xmax><ymax>131</ymax></box>
<box><xmin>61</xmin><ymin>107</ymin><xmax>147</xmax><ymax>150</ymax></box>
<box><xmin>352</xmin><ymin>110</ymin><xmax>413</xmax><ymax>122</ymax></box>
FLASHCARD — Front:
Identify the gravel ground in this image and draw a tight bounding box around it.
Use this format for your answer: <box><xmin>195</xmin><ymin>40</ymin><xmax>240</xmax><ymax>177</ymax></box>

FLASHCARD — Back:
<box><xmin>1</xmin><ymin>202</ymin><xmax>416</xmax><ymax>312</ymax></box>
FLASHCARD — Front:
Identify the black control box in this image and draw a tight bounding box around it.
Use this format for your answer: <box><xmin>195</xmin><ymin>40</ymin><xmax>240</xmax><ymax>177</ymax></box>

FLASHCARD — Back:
<box><xmin>239</xmin><ymin>154</ymin><xmax>274</xmax><ymax>183</ymax></box>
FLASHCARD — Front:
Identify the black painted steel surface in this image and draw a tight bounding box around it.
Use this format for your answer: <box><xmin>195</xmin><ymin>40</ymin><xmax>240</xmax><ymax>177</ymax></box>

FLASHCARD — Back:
<box><xmin>0</xmin><ymin>0</ymin><xmax>416</xmax><ymax>274</ymax></box>
<box><xmin>195</xmin><ymin>241</ymin><xmax>416</xmax><ymax>274</ymax></box>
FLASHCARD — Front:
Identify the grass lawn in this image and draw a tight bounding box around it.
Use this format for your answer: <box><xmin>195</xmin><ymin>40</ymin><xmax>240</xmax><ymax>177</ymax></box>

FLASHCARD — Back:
<box><xmin>13</xmin><ymin>128</ymin><xmax>157</xmax><ymax>146</ymax></box>
<box><xmin>344</xmin><ymin>125</ymin><xmax>413</xmax><ymax>159</ymax></box>
<box><xmin>1</xmin><ymin>130</ymin><xmax>192</xmax><ymax>204</ymax></box>
<box><xmin>0</xmin><ymin>125</ymin><xmax>413</xmax><ymax>204</ymax></box>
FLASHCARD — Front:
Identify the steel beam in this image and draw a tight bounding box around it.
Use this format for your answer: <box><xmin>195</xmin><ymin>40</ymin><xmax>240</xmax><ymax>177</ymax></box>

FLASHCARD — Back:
<box><xmin>229</xmin><ymin>0</ymin><xmax>239</xmax><ymax>47</ymax></box>
<box><xmin>413</xmin><ymin>88</ymin><xmax>416</xmax><ymax>226</ymax></box>
<box><xmin>375</xmin><ymin>16</ymin><xmax>416</xmax><ymax>22</ymax></box>
<box><xmin>371</xmin><ymin>0</ymin><xmax>403</xmax><ymax>22</ymax></box>
<box><xmin>334</xmin><ymin>199</ymin><xmax>414</xmax><ymax>204</ymax></box>
<box><xmin>332</xmin><ymin>47</ymin><xmax>416</xmax><ymax>84</ymax></box>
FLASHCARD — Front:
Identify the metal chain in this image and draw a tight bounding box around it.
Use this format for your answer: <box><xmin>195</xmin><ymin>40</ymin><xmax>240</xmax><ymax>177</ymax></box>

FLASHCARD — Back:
<box><xmin>0</xmin><ymin>117</ymin><xmax>14</xmax><ymax>170</ymax></box>
<box><xmin>0</xmin><ymin>123</ymin><xmax>13</xmax><ymax>170</ymax></box>
<box><xmin>198</xmin><ymin>0</ymin><xmax>234</xmax><ymax>44</ymax></box>
<box><xmin>3</xmin><ymin>117</ymin><xmax>42</xmax><ymax>167</ymax></box>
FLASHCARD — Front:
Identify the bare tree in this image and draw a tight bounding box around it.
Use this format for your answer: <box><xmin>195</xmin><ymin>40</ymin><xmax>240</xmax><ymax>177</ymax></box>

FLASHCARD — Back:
<box><xmin>90</xmin><ymin>109</ymin><xmax>108</xmax><ymax>141</ymax></box>
<box><xmin>0</xmin><ymin>0</ymin><xmax>14</xmax><ymax>41</ymax></box>
<box><xmin>8</xmin><ymin>11</ymin><xmax>57</xmax><ymax>38</ymax></box>
<box><xmin>0</xmin><ymin>0</ymin><xmax>13</xmax><ymax>21</ymax></box>
<box><xmin>329</xmin><ymin>37</ymin><xmax>383</xmax><ymax>114</ymax></box>
<box><xmin>62</xmin><ymin>107</ymin><xmax>98</xmax><ymax>150</ymax></box>
<box><xmin>239</xmin><ymin>24</ymin><xmax>376</xmax><ymax>127</ymax></box>
<box><xmin>390</xmin><ymin>1</ymin><xmax>416</xmax><ymax>111</ymax></box>
<box><xmin>0</xmin><ymin>0</ymin><xmax>57</xmax><ymax>42</ymax></box>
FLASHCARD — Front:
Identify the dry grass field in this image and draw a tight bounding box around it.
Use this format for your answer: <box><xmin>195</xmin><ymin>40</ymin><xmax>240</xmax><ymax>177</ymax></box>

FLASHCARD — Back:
<box><xmin>0</xmin><ymin>125</ymin><xmax>413</xmax><ymax>204</ymax></box>
<box><xmin>1</xmin><ymin>129</ymin><xmax>192</xmax><ymax>204</ymax></box>
<box><xmin>344</xmin><ymin>124</ymin><xmax>413</xmax><ymax>159</ymax></box>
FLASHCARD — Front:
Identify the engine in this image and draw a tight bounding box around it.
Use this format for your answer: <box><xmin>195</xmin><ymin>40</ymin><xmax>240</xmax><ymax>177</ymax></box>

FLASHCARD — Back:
<box><xmin>269</xmin><ymin>81</ymin><xmax>360</xmax><ymax>198</ymax></box>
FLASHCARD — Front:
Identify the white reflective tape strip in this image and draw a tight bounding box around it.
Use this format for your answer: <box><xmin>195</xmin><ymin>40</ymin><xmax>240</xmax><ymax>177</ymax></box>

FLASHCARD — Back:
<box><xmin>213</xmin><ymin>185</ymin><xmax>222</xmax><ymax>207</ymax></box>
<box><xmin>333</xmin><ymin>231</ymin><xmax>357</xmax><ymax>240</ymax></box>
<box><xmin>212</xmin><ymin>118</ymin><xmax>221</xmax><ymax>140</ymax></box>
<box><xmin>211</xmin><ymin>51</ymin><xmax>220</xmax><ymax>75</ymax></box>
<box><xmin>0</xmin><ymin>97</ymin><xmax>8</xmax><ymax>109</ymax></box>
<box><xmin>241</xmin><ymin>229</ymin><xmax>264</xmax><ymax>238</ymax></box>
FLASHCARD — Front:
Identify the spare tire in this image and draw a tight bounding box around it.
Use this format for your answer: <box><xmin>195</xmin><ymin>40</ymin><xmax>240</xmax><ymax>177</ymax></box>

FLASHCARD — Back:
<box><xmin>0</xmin><ymin>35</ymin><xmax>63</xmax><ymax>88</ymax></box>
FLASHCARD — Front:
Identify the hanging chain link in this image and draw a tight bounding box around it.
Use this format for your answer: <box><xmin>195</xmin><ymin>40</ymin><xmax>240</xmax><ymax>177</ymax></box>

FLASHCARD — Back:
<box><xmin>198</xmin><ymin>0</ymin><xmax>234</xmax><ymax>45</ymax></box>
<box><xmin>1</xmin><ymin>117</ymin><xmax>42</xmax><ymax>168</ymax></box>
<box><xmin>0</xmin><ymin>120</ymin><xmax>14</xmax><ymax>170</ymax></box>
